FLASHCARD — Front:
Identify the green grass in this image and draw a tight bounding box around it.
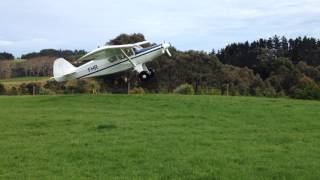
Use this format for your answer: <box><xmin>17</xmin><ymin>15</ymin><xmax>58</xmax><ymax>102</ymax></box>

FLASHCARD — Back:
<box><xmin>0</xmin><ymin>95</ymin><xmax>319</xmax><ymax>179</ymax></box>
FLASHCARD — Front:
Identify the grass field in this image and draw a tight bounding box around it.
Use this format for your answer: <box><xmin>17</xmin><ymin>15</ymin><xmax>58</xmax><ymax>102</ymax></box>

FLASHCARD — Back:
<box><xmin>0</xmin><ymin>95</ymin><xmax>319</xmax><ymax>179</ymax></box>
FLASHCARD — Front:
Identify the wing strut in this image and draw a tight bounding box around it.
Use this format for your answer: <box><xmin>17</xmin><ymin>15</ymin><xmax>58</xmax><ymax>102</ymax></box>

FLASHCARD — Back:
<box><xmin>120</xmin><ymin>49</ymin><xmax>136</xmax><ymax>67</ymax></box>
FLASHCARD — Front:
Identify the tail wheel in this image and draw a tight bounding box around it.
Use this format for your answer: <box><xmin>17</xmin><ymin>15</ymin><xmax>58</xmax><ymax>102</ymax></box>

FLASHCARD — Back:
<box><xmin>139</xmin><ymin>71</ymin><xmax>150</xmax><ymax>82</ymax></box>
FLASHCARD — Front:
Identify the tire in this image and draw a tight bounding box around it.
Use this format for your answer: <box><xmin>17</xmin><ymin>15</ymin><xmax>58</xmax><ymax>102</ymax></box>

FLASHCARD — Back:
<box><xmin>139</xmin><ymin>71</ymin><xmax>150</xmax><ymax>82</ymax></box>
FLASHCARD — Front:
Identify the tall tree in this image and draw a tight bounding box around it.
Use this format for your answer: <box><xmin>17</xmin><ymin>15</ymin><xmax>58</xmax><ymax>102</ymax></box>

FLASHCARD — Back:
<box><xmin>106</xmin><ymin>33</ymin><xmax>146</xmax><ymax>45</ymax></box>
<box><xmin>0</xmin><ymin>52</ymin><xmax>14</xmax><ymax>60</ymax></box>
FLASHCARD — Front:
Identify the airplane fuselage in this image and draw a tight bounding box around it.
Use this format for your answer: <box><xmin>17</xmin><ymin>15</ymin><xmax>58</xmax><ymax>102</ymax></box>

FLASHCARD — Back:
<box><xmin>56</xmin><ymin>45</ymin><xmax>164</xmax><ymax>82</ymax></box>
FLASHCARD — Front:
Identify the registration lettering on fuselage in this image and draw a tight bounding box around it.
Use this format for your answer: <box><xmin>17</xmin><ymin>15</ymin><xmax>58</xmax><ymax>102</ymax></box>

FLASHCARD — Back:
<box><xmin>88</xmin><ymin>65</ymin><xmax>99</xmax><ymax>73</ymax></box>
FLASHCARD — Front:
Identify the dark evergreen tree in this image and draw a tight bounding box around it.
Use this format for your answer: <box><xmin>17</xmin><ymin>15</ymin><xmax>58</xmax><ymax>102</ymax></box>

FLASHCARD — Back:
<box><xmin>0</xmin><ymin>52</ymin><xmax>14</xmax><ymax>60</ymax></box>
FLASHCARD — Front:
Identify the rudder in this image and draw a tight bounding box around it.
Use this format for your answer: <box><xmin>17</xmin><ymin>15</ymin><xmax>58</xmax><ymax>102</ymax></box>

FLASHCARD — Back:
<box><xmin>53</xmin><ymin>58</ymin><xmax>76</xmax><ymax>78</ymax></box>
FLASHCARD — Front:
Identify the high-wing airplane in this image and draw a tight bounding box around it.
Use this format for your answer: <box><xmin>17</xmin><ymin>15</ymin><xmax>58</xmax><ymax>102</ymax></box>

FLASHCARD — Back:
<box><xmin>53</xmin><ymin>41</ymin><xmax>171</xmax><ymax>82</ymax></box>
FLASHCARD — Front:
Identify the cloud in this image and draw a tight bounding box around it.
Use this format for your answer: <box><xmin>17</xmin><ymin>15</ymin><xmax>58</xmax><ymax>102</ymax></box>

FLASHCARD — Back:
<box><xmin>0</xmin><ymin>0</ymin><xmax>319</xmax><ymax>56</ymax></box>
<box><xmin>0</xmin><ymin>40</ymin><xmax>14</xmax><ymax>46</ymax></box>
<box><xmin>0</xmin><ymin>38</ymin><xmax>54</xmax><ymax>55</ymax></box>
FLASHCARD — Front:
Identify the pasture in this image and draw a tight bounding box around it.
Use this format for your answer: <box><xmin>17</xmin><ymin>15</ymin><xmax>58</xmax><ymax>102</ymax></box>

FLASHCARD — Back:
<box><xmin>0</xmin><ymin>95</ymin><xmax>319</xmax><ymax>179</ymax></box>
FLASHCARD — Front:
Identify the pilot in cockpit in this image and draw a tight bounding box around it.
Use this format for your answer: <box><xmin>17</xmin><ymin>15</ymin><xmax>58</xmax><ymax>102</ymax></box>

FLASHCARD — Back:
<box><xmin>133</xmin><ymin>45</ymin><xmax>144</xmax><ymax>54</ymax></box>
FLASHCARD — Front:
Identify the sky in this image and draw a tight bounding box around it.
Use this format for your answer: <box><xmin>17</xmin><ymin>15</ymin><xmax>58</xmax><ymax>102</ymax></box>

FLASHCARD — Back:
<box><xmin>0</xmin><ymin>0</ymin><xmax>319</xmax><ymax>57</ymax></box>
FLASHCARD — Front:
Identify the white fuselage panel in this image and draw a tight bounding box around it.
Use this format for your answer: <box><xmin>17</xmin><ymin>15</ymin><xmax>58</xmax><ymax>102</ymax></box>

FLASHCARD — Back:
<box><xmin>74</xmin><ymin>45</ymin><xmax>163</xmax><ymax>79</ymax></box>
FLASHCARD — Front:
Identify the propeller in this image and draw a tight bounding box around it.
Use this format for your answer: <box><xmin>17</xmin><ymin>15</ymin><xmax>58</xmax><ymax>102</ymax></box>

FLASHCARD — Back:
<box><xmin>162</xmin><ymin>42</ymin><xmax>172</xmax><ymax>57</ymax></box>
<box><xmin>165</xmin><ymin>49</ymin><xmax>172</xmax><ymax>57</ymax></box>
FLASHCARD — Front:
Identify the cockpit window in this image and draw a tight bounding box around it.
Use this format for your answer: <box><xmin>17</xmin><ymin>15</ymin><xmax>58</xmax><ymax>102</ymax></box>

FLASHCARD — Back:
<box><xmin>124</xmin><ymin>49</ymin><xmax>134</xmax><ymax>56</ymax></box>
<box><xmin>109</xmin><ymin>56</ymin><xmax>118</xmax><ymax>63</ymax></box>
<box><xmin>108</xmin><ymin>48</ymin><xmax>135</xmax><ymax>63</ymax></box>
<box><xmin>118</xmin><ymin>53</ymin><xmax>126</xmax><ymax>59</ymax></box>
<box><xmin>133</xmin><ymin>45</ymin><xmax>143</xmax><ymax>54</ymax></box>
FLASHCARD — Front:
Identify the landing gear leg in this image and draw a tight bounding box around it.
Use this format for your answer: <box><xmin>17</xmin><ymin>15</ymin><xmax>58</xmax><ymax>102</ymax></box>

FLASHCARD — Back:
<box><xmin>136</xmin><ymin>64</ymin><xmax>155</xmax><ymax>82</ymax></box>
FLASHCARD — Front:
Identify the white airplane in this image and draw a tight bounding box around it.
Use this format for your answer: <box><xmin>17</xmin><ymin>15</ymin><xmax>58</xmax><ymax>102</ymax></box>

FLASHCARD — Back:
<box><xmin>53</xmin><ymin>41</ymin><xmax>171</xmax><ymax>82</ymax></box>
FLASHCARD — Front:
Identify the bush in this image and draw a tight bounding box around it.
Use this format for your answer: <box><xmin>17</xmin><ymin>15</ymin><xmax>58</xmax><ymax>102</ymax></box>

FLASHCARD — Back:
<box><xmin>65</xmin><ymin>80</ymin><xmax>78</xmax><ymax>94</ymax></box>
<box><xmin>290</xmin><ymin>76</ymin><xmax>320</xmax><ymax>100</ymax></box>
<box><xmin>86</xmin><ymin>79</ymin><xmax>101</xmax><ymax>94</ymax></box>
<box><xmin>44</xmin><ymin>79</ymin><xmax>102</xmax><ymax>94</ymax></box>
<box><xmin>76</xmin><ymin>80</ymin><xmax>89</xmax><ymax>93</ymax></box>
<box><xmin>174</xmin><ymin>84</ymin><xmax>195</xmax><ymax>95</ymax></box>
<box><xmin>78</xmin><ymin>79</ymin><xmax>101</xmax><ymax>94</ymax></box>
<box><xmin>19</xmin><ymin>83</ymin><xmax>41</xmax><ymax>95</ymax></box>
<box><xmin>39</xmin><ymin>87</ymin><xmax>56</xmax><ymax>95</ymax></box>
<box><xmin>129</xmin><ymin>87</ymin><xmax>145</xmax><ymax>94</ymax></box>
<box><xmin>263</xmin><ymin>87</ymin><xmax>277</xmax><ymax>97</ymax></box>
<box><xmin>7</xmin><ymin>87</ymin><xmax>18</xmax><ymax>95</ymax></box>
<box><xmin>44</xmin><ymin>81</ymin><xmax>66</xmax><ymax>94</ymax></box>
<box><xmin>0</xmin><ymin>83</ymin><xmax>5</xmax><ymax>95</ymax></box>
<box><xmin>292</xmin><ymin>87</ymin><xmax>320</xmax><ymax>100</ymax></box>
<box><xmin>18</xmin><ymin>83</ymin><xmax>27</xmax><ymax>94</ymax></box>
<box><xmin>253</xmin><ymin>87</ymin><xmax>263</xmax><ymax>97</ymax></box>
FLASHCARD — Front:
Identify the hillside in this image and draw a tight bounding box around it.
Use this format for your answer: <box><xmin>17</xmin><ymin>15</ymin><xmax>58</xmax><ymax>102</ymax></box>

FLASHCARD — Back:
<box><xmin>0</xmin><ymin>95</ymin><xmax>319</xmax><ymax>179</ymax></box>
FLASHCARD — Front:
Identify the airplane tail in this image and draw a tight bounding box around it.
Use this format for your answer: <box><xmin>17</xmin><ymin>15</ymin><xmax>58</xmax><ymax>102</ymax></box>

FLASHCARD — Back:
<box><xmin>53</xmin><ymin>58</ymin><xmax>77</xmax><ymax>82</ymax></box>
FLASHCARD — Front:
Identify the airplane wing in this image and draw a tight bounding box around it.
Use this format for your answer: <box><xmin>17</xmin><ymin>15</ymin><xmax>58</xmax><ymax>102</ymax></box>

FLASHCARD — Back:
<box><xmin>77</xmin><ymin>41</ymin><xmax>149</xmax><ymax>62</ymax></box>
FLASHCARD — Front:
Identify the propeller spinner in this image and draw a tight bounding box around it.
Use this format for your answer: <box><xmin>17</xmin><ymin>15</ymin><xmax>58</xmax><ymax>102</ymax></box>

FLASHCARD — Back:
<box><xmin>162</xmin><ymin>42</ymin><xmax>172</xmax><ymax>57</ymax></box>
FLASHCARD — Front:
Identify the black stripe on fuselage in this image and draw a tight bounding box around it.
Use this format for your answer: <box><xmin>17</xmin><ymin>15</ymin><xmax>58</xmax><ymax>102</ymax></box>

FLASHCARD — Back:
<box><xmin>77</xmin><ymin>45</ymin><xmax>162</xmax><ymax>79</ymax></box>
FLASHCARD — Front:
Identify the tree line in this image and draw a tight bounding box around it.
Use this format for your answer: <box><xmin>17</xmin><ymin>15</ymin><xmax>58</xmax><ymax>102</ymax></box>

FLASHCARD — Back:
<box><xmin>0</xmin><ymin>33</ymin><xmax>320</xmax><ymax>99</ymax></box>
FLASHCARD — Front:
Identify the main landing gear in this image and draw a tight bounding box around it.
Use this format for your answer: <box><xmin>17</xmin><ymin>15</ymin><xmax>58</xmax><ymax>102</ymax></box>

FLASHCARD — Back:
<box><xmin>134</xmin><ymin>64</ymin><xmax>155</xmax><ymax>82</ymax></box>
<box><xmin>138</xmin><ymin>69</ymin><xmax>155</xmax><ymax>82</ymax></box>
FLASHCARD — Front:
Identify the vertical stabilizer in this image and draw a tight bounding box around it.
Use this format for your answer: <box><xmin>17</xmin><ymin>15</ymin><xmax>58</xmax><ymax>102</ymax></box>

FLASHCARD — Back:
<box><xmin>53</xmin><ymin>58</ymin><xmax>76</xmax><ymax>82</ymax></box>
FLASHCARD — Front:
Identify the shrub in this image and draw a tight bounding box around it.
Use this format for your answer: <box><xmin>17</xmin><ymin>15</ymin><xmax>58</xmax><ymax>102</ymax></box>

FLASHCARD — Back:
<box><xmin>129</xmin><ymin>87</ymin><xmax>145</xmax><ymax>94</ymax></box>
<box><xmin>290</xmin><ymin>76</ymin><xmax>320</xmax><ymax>100</ymax></box>
<box><xmin>39</xmin><ymin>87</ymin><xmax>56</xmax><ymax>95</ymax></box>
<box><xmin>44</xmin><ymin>79</ymin><xmax>102</xmax><ymax>94</ymax></box>
<box><xmin>75</xmin><ymin>79</ymin><xmax>101</xmax><ymax>94</ymax></box>
<box><xmin>44</xmin><ymin>81</ymin><xmax>66</xmax><ymax>94</ymax></box>
<box><xmin>174</xmin><ymin>84</ymin><xmax>195</xmax><ymax>95</ymax></box>
<box><xmin>19</xmin><ymin>83</ymin><xmax>41</xmax><ymax>95</ymax></box>
<box><xmin>263</xmin><ymin>87</ymin><xmax>277</xmax><ymax>97</ymax></box>
<box><xmin>0</xmin><ymin>83</ymin><xmax>5</xmax><ymax>95</ymax></box>
<box><xmin>18</xmin><ymin>83</ymin><xmax>28</xmax><ymax>94</ymax></box>
<box><xmin>292</xmin><ymin>87</ymin><xmax>320</xmax><ymax>100</ymax></box>
<box><xmin>7</xmin><ymin>86</ymin><xmax>18</xmax><ymax>95</ymax></box>
<box><xmin>253</xmin><ymin>87</ymin><xmax>263</xmax><ymax>97</ymax></box>
<box><xmin>65</xmin><ymin>80</ymin><xmax>78</xmax><ymax>94</ymax></box>
<box><xmin>86</xmin><ymin>79</ymin><xmax>101</xmax><ymax>94</ymax></box>
<box><xmin>26</xmin><ymin>83</ymin><xmax>41</xmax><ymax>95</ymax></box>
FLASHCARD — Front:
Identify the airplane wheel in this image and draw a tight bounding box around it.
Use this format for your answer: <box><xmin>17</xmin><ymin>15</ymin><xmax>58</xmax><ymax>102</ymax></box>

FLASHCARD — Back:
<box><xmin>139</xmin><ymin>71</ymin><xmax>150</xmax><ymax>82</ymax></box>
